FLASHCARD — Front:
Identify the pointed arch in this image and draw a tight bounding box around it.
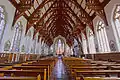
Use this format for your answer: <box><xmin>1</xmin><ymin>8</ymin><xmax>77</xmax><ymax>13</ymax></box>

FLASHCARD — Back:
<box><xmin>86</xmin><ymin>27</ymin><xmax>96</xmax><ymax>54</ymax></box>
<box><xmin>81</xmin><ymin>33</ymin><xmax>88</xmax><ymax>54</ymax></box>
<box><xmin>73</xmin><ymin>38</ymin><xmax>80</xmax><ymax>56</ymax></box>
<box><xmin>95</xmin><ymin>20</ymin><xmax>110</xmax><ymax>52</ymax></box>
<box><xmin>11</xmin><ymin>21</ymin><xmax>23</xmax><ymax>52</ymax></box>
<box><xmin>112</xmin><ymin>4</ymin><xmax>120</xmax><ymax>51</ymax></box>
<box><xmin>26</xmin><ymin>29</ymin><xmax>32</xmax><ymax>53</ymax></box>
<box><xmin>53</xmin><ymin>35</ymin><xmax>66</xmax><ymax>55</ymax></box>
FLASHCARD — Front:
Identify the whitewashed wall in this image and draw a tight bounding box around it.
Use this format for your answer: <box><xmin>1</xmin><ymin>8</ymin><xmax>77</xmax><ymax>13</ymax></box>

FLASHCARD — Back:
<box><xmin>105</xmin><ymin>0</ymin><xmax>120</xmax><ymax>51</ymax></box>
<box><xmin>0</xmin><ymin>0</ymin><xmax>42</xmax><ymax>54</ymax></box>
<box><xmin>92</xmin><ymin>0</ymin><xmax>120</xmax><ymax>52</ymax></box>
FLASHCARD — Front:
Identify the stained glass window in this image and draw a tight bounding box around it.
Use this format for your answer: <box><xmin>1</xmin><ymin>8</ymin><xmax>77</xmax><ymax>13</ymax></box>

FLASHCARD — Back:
<box><xmin>113</xmin><ymin>5</ymin><xmax>120</xmax><ymax>51</ymax></box>
<box><xmin>0</xmin><ymin>6</ymin><xmax>6</xmax><ymax>44</ymax></box>
<box><xmin>11</xmin><ymin>21</ymin><xmax>22</xmax><ymax>52</ymax></box>
<box><xmin>96</xmin><ymin>21</ymin><xmax>110</xmax><ymax>52</ymax></box>
<box><xmin>26</xmin><ymin>30</ymin><xmax>31</xmax><ymax>53</ymax></box>
<box><xmin>33</xmin><ymin>37</ymin><xmax>37</xmax><ymax>53</ymax></box>
<box><xmin>87</xmin><ymin>27</ymin><xmax>96</xmax><ymax>53</ymax></box>
<box><xmin>82</xmin><ymin>33</ymin><xmax>88</xmax><ymax>54</ymax></box>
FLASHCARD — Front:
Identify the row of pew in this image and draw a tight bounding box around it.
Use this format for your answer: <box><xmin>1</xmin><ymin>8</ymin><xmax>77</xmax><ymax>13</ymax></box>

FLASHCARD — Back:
<box><xmin>63</xmin><ymin>57</ymin><xmax>120</xmax><ymax>80</ymax></box>
<box><xmin>0</xmin><ymin>53</ymin><xmax>40</xmax><ymax>63</ymax></box>
<box><xmin>0</xmin><ymin>56</ymin><xmax>57</xmax><ymax>80</ymax></box>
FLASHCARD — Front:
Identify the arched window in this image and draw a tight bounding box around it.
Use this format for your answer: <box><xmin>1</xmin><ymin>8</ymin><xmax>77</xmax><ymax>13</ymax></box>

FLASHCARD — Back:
<box><xmin>33</xmin><ymin>37</ymin><xmax>37</xmax><ymax>53</ymax></box>
<box><xmin>73</xmin><ymin>39</ymin><xmax>79</xmax><ymax>56</ymax></box>
<box><xmin>58</xmin><ymin>39</ymin><xmax>62</xmax><ymax>50</ymax></box>
<box><xmin>11</xmin><ymin>21</ymin><xmax>22</xmax><ymax>52</ymax></box>
<box><xmin>113</xmin><ymin>5</ymin><xmax>120</xmax><ymax>51</ymax></box>
<box><xmin>26</xmin><ymin>30</ymin><xmax>31</xmax><ymax>53</ymax></box>
<box><xmin>82</xmin><ymin>33</ymin><xmax>88</xmax><ymax>54</ymax></box>
<box><xmin>4</xmin><ymin>40</ymin><xmax>11</xmax><ymax>51</ymax></box>
<box><xmin>87</xmin><ymin>27</ymin><xmax>96</xmax><ymax>53</ymax></box>
<box><xmin>50</xmin><ymin>45</ymin><xmax>54</xmax><ymax>53</ymax></box>
<box><xmin>41</xmin><ymin>41</ymin><xmax>44</xmax><ymax>54</ymax></box>
<box><xmin>57</xmin><ymin>39</ymin><xmax>64</xmax><ymax>54</ymax></box>
<box><xmin>96</xmin><ymin>21</ymin><xmax>110</xmax><ymax>52</ymax></box>
<box><xmin>0</xmin><ymin>6</ymin><xmax>6</xmax><ymax>44</ymax></box>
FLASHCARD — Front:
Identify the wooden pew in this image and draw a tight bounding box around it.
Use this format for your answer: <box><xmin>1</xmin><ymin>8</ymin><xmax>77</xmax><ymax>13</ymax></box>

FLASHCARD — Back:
<box><xmin>0</xmin><ymin>63</ymin><xmax>12</xmax><ymax>66</ymax></box>
<box><xmin>0</xmin><ymin>53</ymin><xmax>57</xmax><ymax>80</ymax></box>
<box><xmin>12</xmin><ymin>65</ymin><xmax>48</xmax><ymax>80</ymax></box>
<box><xmin>0</xmin><ymin>69</ymin><xmax>46</xmax><ymax>80</ymax></box>
<box><xmin>12</xmin><ymin>66</ymin><xmax>48</xmax><ymax>70</ymax></box>
<box><xmin>76</xmin><ymin>77</ymin><xmax>120</xmax><ymax>80</ymax></box>
<box><xmin>18</xmin><ymin>58</ymin><xmax>56</xmax><ymax>80</ymax></box>
<box><xmin>74</xmin><ymin>70</ymin><xmax>120</xmax><ymax>77</ymax></box>
<box><xmin>90</xmin><ymin>60</ymin><xmax>116</xmax><ymax>64</ymax></box>
<box><xmin>0</xmin><ymin>57</ymin><xmax>57</xmax><ymax>80</ymax></box>
<box><xmin>66</xmin><ymin>63</ymin><xmax>120</xmax><ymax>68</ymax></box>
<box><xmin>22</xmin><ymin>61</ymin><xmax>54</xmax><ymax>79</ymax></box>
<box><xmin>63</xmin><ymin>57</ymin><xmax>120</xmax><ymax>79</ymax></box>
<box><xmin>0</xmin><ymin>77</ymin><xmax>36</xmax><ymax>80</ymax></box>
<box><xmin>69</xmin><ymin>65</ymin><xmax>107</xmax><ymax>77</ymax></box>
<box><xmin>0</xmin><ymin>66</ymin><xmax>3</xmax><ymax>68</ymax></box>
<box><xmin>63</xmin><ymin>59</ymin><xmax>90</xmax><ymax>65</ymax></box>
<box><xmin>71</xmin><ymin>66</ymin><xmax>107</xmax><ymax>71</ymax></box>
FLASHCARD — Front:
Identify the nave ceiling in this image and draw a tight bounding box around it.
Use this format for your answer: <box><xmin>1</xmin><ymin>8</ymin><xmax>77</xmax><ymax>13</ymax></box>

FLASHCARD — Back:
<box><xmin>9</xmin><ymin>0</ymin><xmax>111</xmax><ymax>47</ymax></box>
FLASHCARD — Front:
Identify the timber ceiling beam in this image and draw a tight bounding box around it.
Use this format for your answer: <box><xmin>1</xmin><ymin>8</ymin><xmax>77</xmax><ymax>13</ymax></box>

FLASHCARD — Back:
<box><xmin>9</xmin><ymin>0</ymin><xmax>33</xmax><ymax>26</ymax></box>
<box><xmin>69</xmin><ymin>0</ymin><xmax>94</xmax><ymax>29</ymax></box>
<box><xmin>86</xmin><ymin>0</ymin><xmax>111</xmax><ymax>26</ymax></box>
<box><xmin>28</xmin><ymin>0</ymin><xmax>55</xmax><ymax>22</ymax></box>
<box><xmin>26</xmin><ymin>0</ymin><xmax>57</xmax><ymax>35</ymax></box>
<box><xmin>63</xmin><ymin>0</ymin><xmax>86</xmax><ymax>31</ymax></box>
<box><xmin>26</xmin><ymin>0</ymin><xmax>55</xmax><ymax>28</ymax></box>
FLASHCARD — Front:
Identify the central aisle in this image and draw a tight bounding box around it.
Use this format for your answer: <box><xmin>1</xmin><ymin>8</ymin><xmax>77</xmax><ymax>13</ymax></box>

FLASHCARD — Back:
<box><xmin>51</xmin><ymin>56</ymin><xmax>71</xmax><ymax>80</ymax></box>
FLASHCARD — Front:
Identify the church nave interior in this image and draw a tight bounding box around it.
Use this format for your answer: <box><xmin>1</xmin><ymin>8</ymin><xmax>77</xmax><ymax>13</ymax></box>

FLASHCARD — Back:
<box><xmin>1</xmin><ymin>0</ymin><xmax>120</xmax><ymax>80</ymax></box>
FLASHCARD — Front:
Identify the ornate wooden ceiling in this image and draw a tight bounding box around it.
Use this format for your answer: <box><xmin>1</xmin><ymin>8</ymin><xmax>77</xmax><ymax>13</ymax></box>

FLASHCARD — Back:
<box><xmin>9</xmin><ymin>0</ymin><xmax>111</xmax><ymax>47</ymax></box>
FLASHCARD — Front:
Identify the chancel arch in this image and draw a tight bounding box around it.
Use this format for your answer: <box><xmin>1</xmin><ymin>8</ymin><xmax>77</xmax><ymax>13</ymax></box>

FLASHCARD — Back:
<box><xmin>53</xmin><ymin>35</ymin><xmax>66</xmax><ymax>55</ymax></box>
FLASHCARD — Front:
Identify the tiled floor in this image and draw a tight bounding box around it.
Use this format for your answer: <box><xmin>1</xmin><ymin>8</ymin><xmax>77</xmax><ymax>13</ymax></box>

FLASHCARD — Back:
<box><xmin>51</xmin><ymin>56</ymin><xmax>71</xmax><ymax>80</ymax></box>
